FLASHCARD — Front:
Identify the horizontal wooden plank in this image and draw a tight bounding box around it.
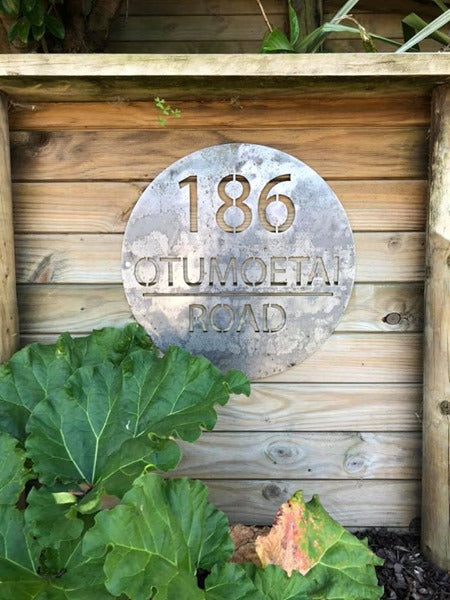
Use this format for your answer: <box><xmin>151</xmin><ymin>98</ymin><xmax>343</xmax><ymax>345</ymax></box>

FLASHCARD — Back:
<box><xmin>325</xmin><ymin>0</ymin><xmax>445</xmax><ymax>18</ymax></box>
<box><xmin>173</xmin><ymin>432</ymin><xmax>421</xmax><ymax>479</ymax></box>
<box><xmin>119</xmin><ymin>0</ymin><xmax>287</xmax><ymax>15</ymax></box>
<box><xmin>10</xmin><ymin>128</ymin><xmax>428</xmax><ymax>181</ymax></box>
<box><xmin>103</xmin><ymin>40</ymin><xmax>265</xmax><ymax>55</ymax></box>
<box><xmin>8</xmin><ymin>97</ymin><xmax>431</xmax><ymax>130</ymax></box>
<box><xmin>265</xmin><ymin>333</ymin><xmax>422</xmax><ymax>383</ymax></box>
<box><xmin>12</xmin><ymin>180</ymin><xmax>427</xmax><ymax>233</ymax></box>
<box><xmin>0</xmin><ymin>53</ymin><xmax>448</xmax><ymax>79</ymax></box>
<box><xmin>204</xmin><ymin>479</ymin><xmax>420</xmax><ymax>526</ymax></box>
<box><xmin>20</xmin><ymin>332</ymin><xmax>423</xmax><ymax>384</ymax></box>
<box><xmin>14</xmin><ymin>233</ymin><xmax>425</xmax><ymax>284</ymax></box>
<box><xmin>16</xmin><ymin>283</ymin><xmax>424</xmax><ymax>334</ymax></box>
<box><xmin>216</xmin><ymin>383</ymin><xmax>422</xmax><ymax>431</ymax></box>
<box><xmin>109</xmin><ymin>15</ymin><xmax>285</xmax><ymax>42</ymax></box>
<box><xmin>0</xmin><ymin>79</ymin><xmax>439</xmax><ymax>105</ymax></box>
<box><xmin>325</xmin><ymin>37</ymin><xmax>444</xmax><ymax>53</ymax></box>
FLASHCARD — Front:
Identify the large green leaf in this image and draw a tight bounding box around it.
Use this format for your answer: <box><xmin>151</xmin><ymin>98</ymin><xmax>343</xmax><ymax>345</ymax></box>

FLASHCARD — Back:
<box><xmin>255</xmin><ymin>491</ymin><xmax>383</xmax><ymax>599</ymax></box>
<box><xmin>0</xmin><ymin>431</ymin><xmax>32</xmax><ymax>504</ymax></box>
<box><xmin>24</xmin><ymin>488</ymin><xmax>83</xmax><ymax>550</ymax></box>
<box><xmin>26</xmin><ymin>346</ymin><xmax>248</xmax><ymax>494</ymax></box>
<box><xmin>38</xmin><ymin>540</ymin><xmax>115</xmax><ymax>600</ymax></box>
<box><xmin>0</xmin><ymin>505</ymin><xmax>43</xmax><ymax>599</ymax></box>
<box><xmin>83</xmin><ymin>474</ymin><xmax>234</xmax><ymax>600</ymax></box>
<box><xmin>204</xmin><ymin>564</ymin><xmax>263</xmax><ymax>600</ymax></box>
<box><xmin>244</xmin><ymin>564</ymin><xmax>310</xmax><ymax>599</ymax></box>
<box><xmin>0</xmin><ymin>505</ymin><xmax>114</xmax><ymax>599</ymax></box>
<box><xmin>0</xmin><ymin>324</ymin><xmax>155</xmax><ymax>442</ymax></box>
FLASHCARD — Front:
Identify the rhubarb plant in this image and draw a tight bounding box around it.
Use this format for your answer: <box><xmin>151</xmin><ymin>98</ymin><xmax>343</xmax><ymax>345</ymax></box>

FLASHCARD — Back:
<box><xmin>0</xmin><ymin>324</ymin><xmax>382</xmax><ymax>599</ymax></box>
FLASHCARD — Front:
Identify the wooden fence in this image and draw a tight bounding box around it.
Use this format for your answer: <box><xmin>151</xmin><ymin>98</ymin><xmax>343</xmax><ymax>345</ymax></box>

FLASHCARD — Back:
<box><xmin>0</xmin><ymin>53</ymin><xmax>448</xmax><ymax>569</ymax></box>
<box><xmin>105</xmin><ymin>0</ymin><xmax>447</xmax><ymax>53</ymax></box>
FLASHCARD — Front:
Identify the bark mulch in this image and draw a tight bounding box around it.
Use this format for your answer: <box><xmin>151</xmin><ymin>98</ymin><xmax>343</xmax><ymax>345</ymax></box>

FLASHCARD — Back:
<box><xmin>229</xmin><ymin>525</ymin><xmax>450</xmax><ymax>599</ymax></box>
<box><xmin>356</xmin><ymin>528</ymin><xmax>450</xmax><ymax>600</ymax></box>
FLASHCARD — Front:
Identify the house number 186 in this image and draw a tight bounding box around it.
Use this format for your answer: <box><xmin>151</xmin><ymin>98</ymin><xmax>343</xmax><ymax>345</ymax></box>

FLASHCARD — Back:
<box><xmin>178</xmin><ymin>174</ymin><xmax>296</xmax><ymax>234</ymax></box>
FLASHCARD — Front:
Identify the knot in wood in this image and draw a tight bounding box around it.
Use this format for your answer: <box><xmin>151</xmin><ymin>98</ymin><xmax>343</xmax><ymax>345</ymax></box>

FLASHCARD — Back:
<box><xmin>344</xmin><ymin>454</ymin><xmax>368</xmax><ymax>475</ymax></box>
<box><xmin>383</xmin><ymin>312</ymin><xmax>402</xmax><ymax>326</ymax></box>
<box><xmin>266</xmin><ymin>441</ymin><xmax>299</xmax><ymax>464</ymax></box>
<box><xmin>440</xmin><ymin>400</ymin><xmax>450</xmax><ymax>415</ymax></box>
<box><xmin>262</xmin><ymin>484</ymin><xmax>282</xmax><ymax>501</ymax></box>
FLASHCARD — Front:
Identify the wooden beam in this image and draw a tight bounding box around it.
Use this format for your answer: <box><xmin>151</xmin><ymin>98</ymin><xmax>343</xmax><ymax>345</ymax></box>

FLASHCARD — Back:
<box><xmin>0</xmin><ymin>53</ymin><xmax>448</xmax><ymax>78</ymax></box>
<box><xmin>0</xmin><ymin>54</ymin><xmax>447</xmax><ymax>101</ymax></box>
<box><xmin>0</xmin><ymin>94</ymin><xmax>18</xmax><ymax>363</ymax></box>
<box><xmin>422</xmin><ymin>83</ymin><xmax>450</xmax><ymax>571</ymax></box>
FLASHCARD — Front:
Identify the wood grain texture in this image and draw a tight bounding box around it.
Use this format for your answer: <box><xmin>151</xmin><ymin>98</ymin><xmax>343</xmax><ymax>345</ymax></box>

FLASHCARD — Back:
<box><xmin>109</xmin><ymin>15</ymin><xmax>285</xmax><ymax>42</ymax></box>
<box><xmin>10</xmin><ymin>128</ymin><xmax>428</xmax><ymax>181</ymax></box>
<box><xmin>8</xmin><ymin>97</ymin><xmax>431</xmax><ymax>130</ymax></box>
<box><xmin>106</xmin><ymin>40</ymin><xmax>265</xmax><ymax>53</ymax></box>
<box><xmin>13</xmin><ymin>233</ymin><xmax>425</xmax><ymax>284</ymax></box>
<box><xmin>0</xmin><ymin>77</ymin><xmax>438</xmax><ymax>104</ymax></box>
<box><xmin>19</xmin><ymin>332</ymin><xmax>423</xmax><ymax>384</ymax></box>
<box><xmin>16</xmin><ymin>283</ymin><xmax>424</xmax><ymax>334</ymax></box>
<box><xmin>422</xmin><ymin>84</ymin><xmax>450</xmax><ymax>570</ymax></box>
<box><xmin>265</xmin><ymin>333</ymin><xmax>423</xmax><ymax>384</ymax></box>
<box><xmin>325</xmin><ymin>0</ymin><xmax>445</xmax><ymax>18</ymax></box>
<box><xmin>216</xmin><ymin>383</ymin><xmax>422</xmax><ymax>432</ymax></box>
<box><xmin>0</xmin><ymin>94</ymin><xmax>19</xmax><ymax>362</ymax></box>
<box><xmin>204</xmin><ymin>480</ymin><xmax>420</xmax><ymax>526</ymax></box>
<box><xmin>0</xmin><ymin>55</ymin><xmax>446</xmax><ymax>102</ymax></box>
<box><xmin>173</xmin><ymin>432</ymin><xmax>421</xmax><ymax>479</ymax></box>
<box><xmin>12</xmin><ymin>182</ymin><xmax>146</xmax><ymax>233</ymax></box>
<box><xmin>11</xmin><ymin>180</ymin><xmax>427</xmax><ymax>233</ymax></box>
<box><xmin>118</xmin><ymin>0</ymin><xmax>287</xmax><ymax>15</ymax></box>
<box><xmin>0</xmin><ymin>54</ymin><xmax>448</xmax><ymax>78</ymax></box>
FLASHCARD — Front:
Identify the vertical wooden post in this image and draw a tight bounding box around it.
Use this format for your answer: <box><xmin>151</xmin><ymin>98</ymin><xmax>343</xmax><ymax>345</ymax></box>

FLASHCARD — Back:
<box><xmin>293</xmin><ymin>0</ymin><xmax>323</xmax><ymax>39</ymax></box>
<box><xmin>0</xmin><ymin>93</ymin><xmax>18</xmax><ymax>363</ymax></box>
<box><xmin>422</xmin><ymin>84</ymin><xmax>450</xmax><ymax>571</ymax></box>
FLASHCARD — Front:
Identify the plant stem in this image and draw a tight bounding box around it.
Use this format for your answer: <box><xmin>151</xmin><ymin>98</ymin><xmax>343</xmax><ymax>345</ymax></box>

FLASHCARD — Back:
<box><xmin>255</xmin><ymin>0</ymin><xmax>273</xmax><ymax>32</ymax></box>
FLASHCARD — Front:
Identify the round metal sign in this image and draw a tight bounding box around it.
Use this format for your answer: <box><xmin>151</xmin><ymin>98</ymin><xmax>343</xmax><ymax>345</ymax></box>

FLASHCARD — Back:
<box><xmin>122</xmin><ymin>143</ymin><xmax>355</xmax><ymax>379</ymax></box>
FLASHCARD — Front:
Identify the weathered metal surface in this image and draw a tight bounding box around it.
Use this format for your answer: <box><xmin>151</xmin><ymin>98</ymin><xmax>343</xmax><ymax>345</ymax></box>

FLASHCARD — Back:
<box><xmin>122</xmin><ymin>143</ymin><xmax>355</xmax><ymax>379</ymax></box>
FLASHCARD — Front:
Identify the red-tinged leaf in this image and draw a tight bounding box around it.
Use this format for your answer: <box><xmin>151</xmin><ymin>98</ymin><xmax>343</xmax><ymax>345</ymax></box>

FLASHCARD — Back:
<box><xmin>255</xmin><ymin>491</ymin><xmax>383</xmax><ymax>600</ymax></box>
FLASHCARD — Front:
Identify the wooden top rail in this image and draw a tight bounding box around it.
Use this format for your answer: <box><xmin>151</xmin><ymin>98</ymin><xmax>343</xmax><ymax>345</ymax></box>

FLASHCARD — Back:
<box><xmin>0</xmin><ymin>53</ymin><xmax>449</xmax><ymax>77</ymax></box>
<box><xmin>0</xmin><ymin>54</ymin><xmax>449</xmax><ymax>100</ymax></box>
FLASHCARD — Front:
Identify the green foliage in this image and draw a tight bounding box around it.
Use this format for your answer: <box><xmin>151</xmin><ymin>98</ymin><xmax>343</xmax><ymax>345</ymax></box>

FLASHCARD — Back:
<box><xmin>0</xmin><ymin>324</ymin><xmax>249</xmax><ymax>598</ymax></box>
<box><xmin>261</xmin><ymin>0</ymin><xmax>450</xmax><ymax>53</ymax></box>
<box><xmin>255</xmin><ymin>491</ymin><xmax>383</xmax><ymax>598</ymax></box>
<box><xmin>0</xmin><ymin>323</ymin><xmax>382</xmax><ymax>599</ymax></box>
<box><xmin>83</xmin><ymin>474</ymin><xmax>234</xmax><ymax>599</ymax></box>
<box><xmin>4</xmin><ymin>0</ymin><xmax>64</xmax><ymax>45</ymax></box>
<box><xmin>154</xmin><ymin>97</ymin><xmax>182</xmax><ymax>127</ymax></box>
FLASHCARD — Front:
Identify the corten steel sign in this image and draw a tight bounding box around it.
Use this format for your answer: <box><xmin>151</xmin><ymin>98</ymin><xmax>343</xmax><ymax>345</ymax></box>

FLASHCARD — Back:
<box><xmin>122</xmin><ymin>143</ymin><xmax>355</xmax><ymax>379</ymax></box>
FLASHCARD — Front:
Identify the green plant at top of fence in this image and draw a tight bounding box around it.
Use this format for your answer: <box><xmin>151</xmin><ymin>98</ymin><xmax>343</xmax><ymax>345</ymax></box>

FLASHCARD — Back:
<box><xmin>261</xmin><ymin>0</ymin><xmax>450</xmax><ymax>53</ymax></box>
<box><xmin>2</xmin><ymin>0</ymin><xmax>64</xmax><ymax>46</ymax></box>
<box><xmin>0</xmin><ymin>0</ymin><xmax>123</xmax><ymax>52</ymax></box>
<box><xmin>0</xmin><ymin>323</ymin><xmax>382</xmax><ymax>599</ymax></box>
<box><xmin>154</xmin><ymin>97</ymin><xmax>182</xmax><ymax>127</ymax></box>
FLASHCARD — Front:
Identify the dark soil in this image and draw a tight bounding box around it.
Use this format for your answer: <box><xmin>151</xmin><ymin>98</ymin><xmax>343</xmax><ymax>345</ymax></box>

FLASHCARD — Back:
<box><xmin>356</xmin><ymin>528</ymin><xmax>450</xmax><ymax>599</ymax></box>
